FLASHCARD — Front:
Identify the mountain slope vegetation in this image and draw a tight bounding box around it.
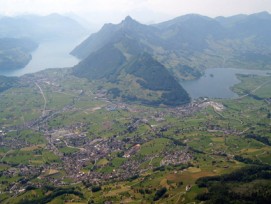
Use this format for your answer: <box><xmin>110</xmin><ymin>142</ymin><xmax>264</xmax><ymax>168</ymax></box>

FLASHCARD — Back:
<box><xmin>72</xmin><ymin>16</ymin><xmax>192</xmax><ymax>106</ymax></box>
<box><xmin>0</xmin><ymin>38</ymin><xmax>38</xmax><ymax>70</ymax></box>
<box><xmin>73</xmin><ymin>47</ymin><xmax>190</xmax><ymax>106</ymax></box>
<box><xmin>72</xmin><ymin>12</ymin><xmax>271</xmax><ymax>81</ymax></box>
<box><xmin>71</xmin><ymin>12</ymin><xmax>271</xmax><ymax>106</ymax></box>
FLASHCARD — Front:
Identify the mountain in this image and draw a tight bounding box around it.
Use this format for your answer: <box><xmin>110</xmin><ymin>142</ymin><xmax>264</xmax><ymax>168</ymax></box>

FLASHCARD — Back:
<box><xmin>72</xmin><ymin>16</ymin><xmax>191</xmax><ymax>106</ymax></box>
<box><xmin>74</xmin><ymin>44</ymin><xmax>126</xmax><ymax>80</ymax></box>
<box><xmin>0</xmin><ymin>13</ymin><xmax>88</xmax><ymax>42</ymax></box>
<box><xmin>71</xmin><ymin>15</ymin><xmax>206</xmax><ymax>81</ymax></box>
<box><xmin>71</xmin><ymin>16</ymin><xmax>161</xmax><ymax>59</ymax></box>
<box><xmin>154</xmin><ymin>12</ymin><xmax>271</xmax><ymax>71</ymax></box>
<box><xmin>155</xmin><ymin>14</ymin><xmax>226</xmax><ymax>50</ymax></box>
<box><xmin>214</xmin><ymin>12</ymin><xmax>271</xmax><ymax>68</ymax></box>
<box><xmin>124</xmin><ymin>53</ymin><xmax>190</xmax><ymax>106</ymax></box>
<box><xmin>73</xmin><ymin>44</ymin><xmax>190</xmax><ymax>106</ymax></box>
<box><xmin>0</xmin><ymin>38</ymin><xmax>38</xmax><ymax>70</ymax></box>
<box><xmin>71</xmin><ymin>12</ymin><xmax>271</xmax><ymax>106</ymax></box>
<box><xmin>230</xmin><ymin>12</ymin><xmax>271</xmax><ymax>44</ymax></box>
<box><xmin>72</xmin><ymin>12</ymin><xmax>271</xmax><ymax>75</ymax></box>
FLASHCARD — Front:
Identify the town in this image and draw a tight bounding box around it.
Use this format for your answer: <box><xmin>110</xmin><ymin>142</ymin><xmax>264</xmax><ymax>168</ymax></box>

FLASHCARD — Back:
<box><xmin>0</xmin><ymin>73</ymin><xmax>229</xmax><ymax>195</ymax></box>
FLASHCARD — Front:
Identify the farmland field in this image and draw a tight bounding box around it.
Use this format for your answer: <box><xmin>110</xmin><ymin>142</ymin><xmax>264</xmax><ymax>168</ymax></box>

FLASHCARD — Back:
<box><xmin>0</xmin><ymin>69</ymin><xmax>270</xmax><ymax>203</ymax></box>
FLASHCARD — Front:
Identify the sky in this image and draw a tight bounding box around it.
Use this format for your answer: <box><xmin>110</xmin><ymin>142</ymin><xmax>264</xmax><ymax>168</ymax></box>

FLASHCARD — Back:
<box><xmin>0</xmin><ymin>0</ymin><xmax>271</xmax><ymax>27</ymax></box>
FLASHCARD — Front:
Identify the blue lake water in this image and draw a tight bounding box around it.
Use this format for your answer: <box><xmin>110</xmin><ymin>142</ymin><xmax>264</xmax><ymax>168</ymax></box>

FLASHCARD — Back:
<box><xmin>1</xmin><ymin>42</ymin><xmax>270</xmax><ymax>100</ymax></box>
<box><xmin>0</xmin><ymin>39</ymin><xmax>82</xmax><ymax>77</ymax></box>
<box><xmin>180</xmin><ymin>68</ymin><xmax>271</xmax><ymax>99</ymax></box>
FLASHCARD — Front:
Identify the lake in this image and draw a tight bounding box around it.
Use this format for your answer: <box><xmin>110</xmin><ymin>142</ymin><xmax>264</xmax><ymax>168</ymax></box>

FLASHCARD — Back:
<box><xmin>0</xmin><ymin>39</ymin><xmax>82</xmax><ymax>76</ymax></box>
<box><xmin>1</xmin><ymin>44</ymin><xmax>270</xmax><ymax>100</ymax></box>
<box><xmin>180</xmin><ymin>68</ymin><xmax>271</xmax><ymax>99</ymax></box>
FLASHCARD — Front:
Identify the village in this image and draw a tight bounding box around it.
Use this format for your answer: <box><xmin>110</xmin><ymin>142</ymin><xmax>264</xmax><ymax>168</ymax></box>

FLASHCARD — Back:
<box><xmin>0</xmin><ymin>75</ymin><xmax>229</xmax><ymax>195</ymax></box>
<box><xmin>1</xmin><ymin>124</ymin><xmax>194</xmax><ymax>194</ymax></box>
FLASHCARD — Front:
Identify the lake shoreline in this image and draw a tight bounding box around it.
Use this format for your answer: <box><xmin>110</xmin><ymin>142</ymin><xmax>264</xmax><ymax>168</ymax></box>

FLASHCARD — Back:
<box><xmin>0</xmin><ymin>39</ymin><xmax>81</xmax><ymax>77</ymax></box>
<box><xmin>180</xmin><ymin>68</ymin><xmax>271</xmax><ymax>99</ymax></box>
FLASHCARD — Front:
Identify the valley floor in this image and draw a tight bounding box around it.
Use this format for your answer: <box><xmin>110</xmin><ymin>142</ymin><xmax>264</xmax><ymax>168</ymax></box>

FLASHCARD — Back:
<box><xmin>0</xmin><ymin>69</ymin><xmax>271</xmax><ymax>203</ymax></box>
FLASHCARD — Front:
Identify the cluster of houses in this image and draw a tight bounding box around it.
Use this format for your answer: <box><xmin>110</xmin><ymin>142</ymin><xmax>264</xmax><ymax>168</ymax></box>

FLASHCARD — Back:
<box><xmin>0</xmin><ymin>76</ymin><xmax>225</xmax><ymax>195</ymax></box>
<box><xmin>161</xmin><ymin>150</ymin><xmax>193</xmax><ymax>166</ymax></box>
<box><xmin>1</xmin><ymin>123</ymin><xmax>195</xmax><ymax>194</ymax></box>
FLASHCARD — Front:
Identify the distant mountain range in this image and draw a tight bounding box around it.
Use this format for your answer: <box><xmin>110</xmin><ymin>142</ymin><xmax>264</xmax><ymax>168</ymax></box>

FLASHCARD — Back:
<box><xmin>71</xmin><ymin>11</ymin><xmax>271</xmax><ymax>106</ymax></box>
<box><xmin>0</xmin><ymin>13</ymin><xmax>88</xmax><ymax>42</ymax></box>
<box><xmin>72</xmin><ymin>12</ymin><xmax>271</xmax><ymax>75</ymax></box>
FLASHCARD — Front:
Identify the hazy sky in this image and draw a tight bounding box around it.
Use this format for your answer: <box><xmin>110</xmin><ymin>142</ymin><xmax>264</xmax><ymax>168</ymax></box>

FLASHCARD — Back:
<box><xmin>1</xmin><ymin>0</ymin><xmax>271</xmax><ymax>27</ymax></box>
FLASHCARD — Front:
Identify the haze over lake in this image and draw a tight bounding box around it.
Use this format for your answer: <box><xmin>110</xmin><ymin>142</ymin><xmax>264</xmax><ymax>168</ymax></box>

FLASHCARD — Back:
<box><xmin>0</xmin><ymin>39</ymin><xmax>83</xmax><ymax>77</ymax></box>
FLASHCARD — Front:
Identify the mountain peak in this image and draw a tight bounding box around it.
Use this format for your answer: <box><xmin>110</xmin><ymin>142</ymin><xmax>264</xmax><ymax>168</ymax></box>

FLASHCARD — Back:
<box><xmin>124</xmin><ymin>16</ymin><xmax>134</xmax><ymax>22</ymax></box>
<box><xmin>121</xmin><ymin>15</ymin><xmax>139</xmax><ymax>26</ymax></box>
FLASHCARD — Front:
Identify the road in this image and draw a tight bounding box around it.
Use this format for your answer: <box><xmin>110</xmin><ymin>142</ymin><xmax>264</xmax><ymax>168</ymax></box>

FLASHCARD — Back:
<box><xmin>35</xmin><ymin>82</ymin><xmax>47</xmax><ymax>117</ymax></box>
<box><xmin>236</xmin><ymin>79</ymin><xmax>271</xmax><ymax>100</ymax></box>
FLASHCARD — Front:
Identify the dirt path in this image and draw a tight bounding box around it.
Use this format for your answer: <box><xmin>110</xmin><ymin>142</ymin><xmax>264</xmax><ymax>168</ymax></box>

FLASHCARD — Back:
<box><xmin>35</xmin><ymin>82</ymin><xmax>47</xmax><ymax>117</ymax></box>
<box><xmin>1</xmin><ymin>150</ymin><xmax>12</xmax><ymax>162</ymax></box>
